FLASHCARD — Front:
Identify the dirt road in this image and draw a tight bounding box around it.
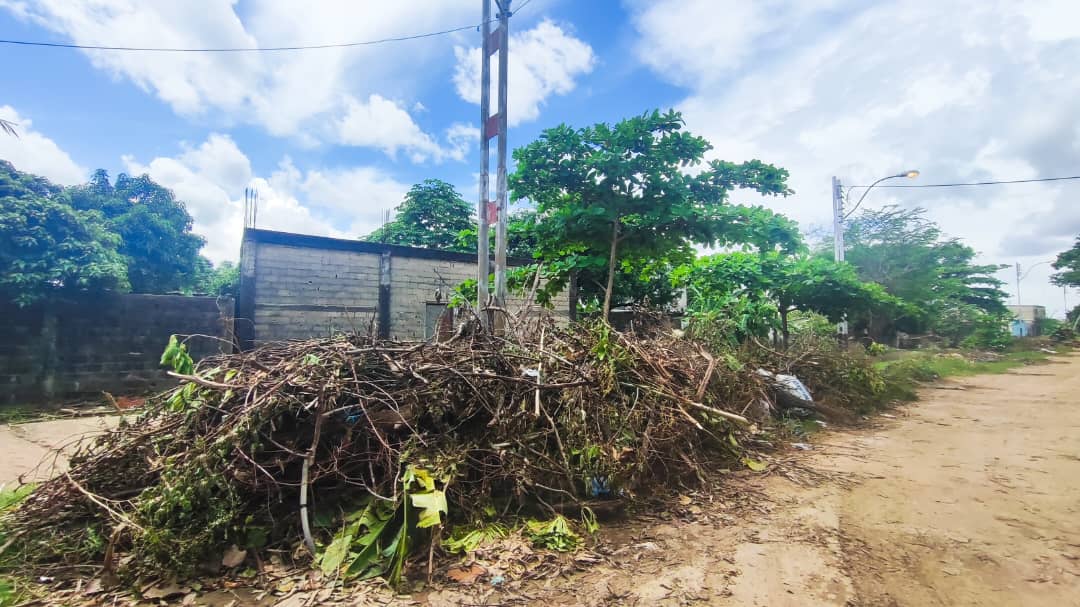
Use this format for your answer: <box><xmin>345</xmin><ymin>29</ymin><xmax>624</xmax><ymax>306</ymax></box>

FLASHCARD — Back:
<box><xmin>0</xmin><ymin>415</ymin><xmax>119</xmax><ymax>486</ymax></box>
<box><xmin>3</xmin><ymin>355</ymin><xmax>1078</xmax><ymax>606</ymax></box>
<box><xmin>430</xmin><ymin>353</ymin><xmax>1080</xmax><ymax>606</ymax></box>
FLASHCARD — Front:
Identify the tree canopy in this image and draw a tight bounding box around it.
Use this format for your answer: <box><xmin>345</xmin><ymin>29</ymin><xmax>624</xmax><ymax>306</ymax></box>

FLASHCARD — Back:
<box><xmin>681</xmin><ymin>251</ymin><xmax>895</xmax><ymax>347</ymax></box>
<box><xmin>0</xmin><ymin>161</ymin><xmax>213</xmax><ymax>305</ymax></box>
<box><xmin>839</xmin><ymin>205</ymin><xmax>1007</xmax><ymax>341</ymax></box>
<box><xmin>510</xmin><ymin>109</ymin><xmax>793</xmax><ymax>320</ymax></box>
<box><xmin>68</xmin><ymin>170</ymin><xmax>206</xmax><ymax>293</ymax></box>
<box><xmin>1051</xmin><ymin>236</ymin><xmax>1080</xmax><ymax>288</ymax></box>
<box><xmin>365</xmin><ymin>179</ymin><xmax>474</xmax><ymax>251</ymax></box>
<box><xmin>0</xmin><ymin>162</ymin><xmax>129</xmax><ymax>306</ymax></box>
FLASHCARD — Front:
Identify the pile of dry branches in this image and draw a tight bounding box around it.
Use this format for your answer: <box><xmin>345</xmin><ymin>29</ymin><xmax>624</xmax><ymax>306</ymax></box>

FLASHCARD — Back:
<box><xmin>2</xmin><ymin>317</ymin><xmax>770</xmax><ymax>579</ymax></box>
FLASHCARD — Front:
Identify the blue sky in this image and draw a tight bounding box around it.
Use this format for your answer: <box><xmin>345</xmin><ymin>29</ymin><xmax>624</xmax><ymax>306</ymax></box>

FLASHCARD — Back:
<box><xmin>2</xmin><ymin>0</ymin><xmax>1079</xmax><ymax>315</ymax></box>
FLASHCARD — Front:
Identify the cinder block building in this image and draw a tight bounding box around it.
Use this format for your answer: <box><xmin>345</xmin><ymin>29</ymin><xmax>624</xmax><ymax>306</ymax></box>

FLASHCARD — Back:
<box><xmin>236</xmin><ymin>228</ymin><xmax>569</xmax><ymax>347</ymax></box>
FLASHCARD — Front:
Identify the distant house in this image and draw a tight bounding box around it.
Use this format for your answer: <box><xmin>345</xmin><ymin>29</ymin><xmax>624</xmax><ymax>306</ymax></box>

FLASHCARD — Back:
<box><xmin>1007</xmin><ymin>304</ymin><xmax>1046</xmax><ymax>337</ymax></box>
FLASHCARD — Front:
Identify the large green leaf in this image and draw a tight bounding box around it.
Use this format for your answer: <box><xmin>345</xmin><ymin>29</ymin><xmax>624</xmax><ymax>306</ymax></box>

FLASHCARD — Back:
<box><xmin>410</xmin><ymin>490</ymin><xmax>447</xmax><ymax>529</ymax></box>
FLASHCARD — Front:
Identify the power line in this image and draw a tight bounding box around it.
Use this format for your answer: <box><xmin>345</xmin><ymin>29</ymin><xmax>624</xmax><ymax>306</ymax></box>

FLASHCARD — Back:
<box><xmin>852</xmin><ymin>175</ymin><xmax>1080</xmax><ymax>189</ymax></box>
<box><xmin>0</xmin><ymin>21</ymin><xmax>492</xmax><ymax>53</ymax></box>
<box><xmin>0</xmin><ymin>1</ymin><xmax>542</xmax><ymax>53</ymax></box>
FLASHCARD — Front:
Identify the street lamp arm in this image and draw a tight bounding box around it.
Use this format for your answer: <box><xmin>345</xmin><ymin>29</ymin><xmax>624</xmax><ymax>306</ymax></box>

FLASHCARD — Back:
<box><xmin>843</xmin><ymin>172</ymin><xmax>913</xmax><ymax>221</ymax></box>
<box><xmin>1018</xmin><ymin>260</ymin><xmax>1052</xmax><ymax>282</ymax></box>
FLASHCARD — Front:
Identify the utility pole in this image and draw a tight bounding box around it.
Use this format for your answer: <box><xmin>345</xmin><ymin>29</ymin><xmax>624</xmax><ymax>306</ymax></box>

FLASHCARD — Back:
<box><xmin>1015</xmin><ymin>262</ymin><xmax>1022</xmax><ymax>306</ymax></box>
<box><xmin>477</xmin><ymin>0</ymin><xmax>511</xmax><ymax>330</ymax></box>
<box><xmin>494</xmin><ymin>0</ymin><xmax>511</xmax><ymax>330</ymax></box>
<box><xmin>831</xmin><ymin>176</ymin><xmax>847</xmax><ymax>338</ymax></box>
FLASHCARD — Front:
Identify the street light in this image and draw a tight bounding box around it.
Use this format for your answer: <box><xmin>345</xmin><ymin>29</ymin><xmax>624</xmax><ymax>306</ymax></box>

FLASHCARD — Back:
<box><xmin>831</xmin><ymin>169</ymin><xmax>919</xmax><ymax>338</ymax></box>
<box><xmin>832</xmin><ymin>169</ymin><xmax>920</xmax><ymax>263</ymax></box>
<box><xmin>1015</xmin><ymin>260</ymin><xmax>1052</xmax><ymax>306</ymax></box>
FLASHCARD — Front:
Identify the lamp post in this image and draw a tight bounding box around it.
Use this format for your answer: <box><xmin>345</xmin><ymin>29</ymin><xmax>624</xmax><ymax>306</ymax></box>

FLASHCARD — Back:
<box><xmin>831</xmin><ymin>170</ymin><xmax>919</xmax><ymax>338</ymax></box>
<box><xmin>1015</xmin><ymin>260</ymin><xmax>1052</xmax><ymax>306</ymax></box>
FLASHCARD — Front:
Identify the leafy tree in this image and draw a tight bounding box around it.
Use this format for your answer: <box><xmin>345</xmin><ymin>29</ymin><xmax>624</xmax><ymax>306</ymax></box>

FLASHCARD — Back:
<box><xmin>839</xmin><ymin>206</ymin><xmax>1007</xmax><ymax>340</ymax></box>
<box><xmin>365</xmin><ymin>179</ymin><xmax>473</xmax><ymax>251</ymax></box>
<box><xmin>455</xmin><ymin>208</ymin><xmax>541</xmax><ymax>260</ymax></box>
<box><xmin>0</xmin><ymin>161</ymin><xmax>128</xmax><ymax>306</ymax></box>
<box><xmin>193</xmin><ymin>258</ymin><xmax>239</xmax><ymax>297</ymax></box>
<box><xmin>68</xmin><ymin>170</ymin><xmax>206</xmax><ymax>293</ymax></box>
<box><xmin>1051</xmin><ymin>236</ymin><xmax>1080</xmax><ymax>288</ymax></box>
<box><xmin>510</xmin><ymin>109</ymin><xmax>792</xmax><ymax>321</ymax></box>
<box><xmin>682</xmin><ymin>251</ymin><xmax>894</xmax><ymax>347</ymax></box>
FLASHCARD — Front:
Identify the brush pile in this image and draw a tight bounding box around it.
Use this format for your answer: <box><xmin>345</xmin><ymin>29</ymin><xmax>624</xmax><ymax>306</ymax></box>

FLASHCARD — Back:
<box><xmin>2</xmin><ymin>317</ymin><xmax>774</xmax><ymax>583</ymax></box>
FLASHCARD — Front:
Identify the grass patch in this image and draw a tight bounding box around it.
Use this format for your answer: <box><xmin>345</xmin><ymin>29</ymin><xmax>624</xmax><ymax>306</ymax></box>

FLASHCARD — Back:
<box><xmin>0</xmin><ymin>485</ymin><xmax>36</xmax><ymax>607</ymax></box>
<box><xmin>876</xmin><ymin>347</ymin><xmax>1064</xmax><ymax>403</ymax></box>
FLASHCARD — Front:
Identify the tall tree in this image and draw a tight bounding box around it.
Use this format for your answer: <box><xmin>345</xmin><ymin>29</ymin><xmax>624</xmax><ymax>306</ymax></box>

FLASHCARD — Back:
<box><xmin>683</xmin><ymin>251</ymin><xmax>894</xmax><ymax>348</ymax></box>
<box><xmin>365</xmin><ymin>179</ymin><xmax>473</xmax><ymax>251</ymax></box>
<box><xmin>68</xmin><ymin>171</ymin><xmax>205</xmax><ymax>293</ymax></box>
<box><xmin>0</xmin><ymin>162</ymin><xmax>128</xmax><ymax>306</ymax></box>
<box><xmin>840</xmin><ymin>206</ymin><xmax>1007</xmax><ymax>339</ymax></box>
<box><xmin>1051</xmin><ymin>236</ymin><xmax>1080</xmax><ymax>288</ymax></box>
<box><xmin>510</xmin><ymin>109</ymin><xmax>791</xmax><ymax>321</ymax></box>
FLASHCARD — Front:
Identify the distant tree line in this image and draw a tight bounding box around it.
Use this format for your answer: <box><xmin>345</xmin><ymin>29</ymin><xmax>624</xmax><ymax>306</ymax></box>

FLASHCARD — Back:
<box><xmin>0</xmin><ymin>161</ymin><xmax>234</xmax><ymax>306</ymax></box>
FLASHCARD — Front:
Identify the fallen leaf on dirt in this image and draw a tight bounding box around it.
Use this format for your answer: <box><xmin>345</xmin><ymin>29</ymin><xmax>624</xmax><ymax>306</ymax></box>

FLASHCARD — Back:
<box><xmin>143</xmin><ymin>582</ymin><xmax>189</xmax><ymax>599</ymax></box>
<box><xmin>273</xmin><ymin>592</ymin><xmax>311</xmax><ymax>607</ymax></box>
<box><xmin>742</xmin><ymin>457</ymin><xmax>768</xmax><ymax>472</ymax></box>
<box><xmin>276</xmin><ymin>579</ymin><xmax>296</xmax><ymax>593</ymax></box>
<box><xmin>222</xmin><ymin>544</ymin><xmax>248</xmax><ymax>568</ymax></box>
<box><xmin>677</xmin><ymin>495</ymin><xmax>693</xmax><ymax>506</ymax></box>
<box><xmin>447</xmin><ymin>564</ymin><xmax>487</xmax><ymax>584</ymax></box>
<box><xmin>83</xmin><ymin>578</ymin><xmax>104</xmax><ymax>595</ymax></box>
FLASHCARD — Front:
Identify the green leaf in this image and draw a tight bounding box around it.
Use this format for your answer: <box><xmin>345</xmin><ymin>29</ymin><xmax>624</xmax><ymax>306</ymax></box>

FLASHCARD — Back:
<box><xmin>410</xmin><ymin>490</ymin><xmax>447</xmax><ymax>529</ymax></box>
<box><xmin>742</xmin><ymin>457</ymin><xmax>767</xmax><ymax>472</ymax></box>
<box><xmin>319</xmin><ymin>532</ymin><xmax>353</xmax><ymax>576</ymax></box>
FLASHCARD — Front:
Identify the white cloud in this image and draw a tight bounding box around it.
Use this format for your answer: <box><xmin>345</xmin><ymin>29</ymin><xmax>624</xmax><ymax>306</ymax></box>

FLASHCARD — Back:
<box><xmin>0</xmin><ymin>106</ymin><xmax>87</xmax><ymax>184</ymax></box>
<box><xmin>1</xmin><ymin>0</ymin><xmax>475</xmax><ymax>159</ymax></box>
<box><xmin>123</xmin><ymin>134</ymin><xmax>409</xmax><ymax>264</ymax></box>
<box><xmin>333</xmin><ymin>94</ymin><xmax>471</xmax><ymax>163</ymax></box>
<box><xmin>629</xmin><ymin>0</ymin><xmax>1080</xmax><ymax>314</ymax></box>
<box><xmin>454</xmin><ymin>19</ymin><xmax>595</xmax><ymax>126</ymax></box>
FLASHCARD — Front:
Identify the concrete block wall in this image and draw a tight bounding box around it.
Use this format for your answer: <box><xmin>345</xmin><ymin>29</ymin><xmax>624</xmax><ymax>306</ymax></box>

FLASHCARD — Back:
<box><xmin>237</xmin><ymin>229</ymin><xmax>570</xmax><ymax>345</ymax></box>
<box><xmin>0</xmin><ymin>294</ymin><xmax>232</xmax><ymax>406</ymax></box>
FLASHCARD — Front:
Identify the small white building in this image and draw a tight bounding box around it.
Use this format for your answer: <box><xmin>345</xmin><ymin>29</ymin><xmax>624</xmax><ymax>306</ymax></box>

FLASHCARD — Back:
<box><xmin>1006</xmin><ymin>305</ymin><xmax>1046</xmax><ymax>337</ymax></box>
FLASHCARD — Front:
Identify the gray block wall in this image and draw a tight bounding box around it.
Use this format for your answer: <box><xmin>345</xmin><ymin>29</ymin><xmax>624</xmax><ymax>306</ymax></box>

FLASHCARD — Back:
<box><xmin>237</xmin><ymin>229</ymin><xmax>569</xmax><ymax>344</ymax></box>
<box><xmin>0</xmin><ymin>294</ymin><xmax>233</xmax><ymax>406</ymax></box>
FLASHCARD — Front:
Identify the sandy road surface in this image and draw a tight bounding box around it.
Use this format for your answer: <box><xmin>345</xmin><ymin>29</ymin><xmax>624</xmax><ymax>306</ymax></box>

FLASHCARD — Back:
<box><xmin>3</xmin><ymin>356</ymin><xmax>1078</xmax><ymax>606</ymax></box>
<box><xmin>431</xmin><ymin>353</ymin><xmax>1080</xmax><ymax>606</ymax></box>
<box><xmin>0</xmin><ymin>415</ymin><xmax>119</xmax><ymax>485</ymax></box>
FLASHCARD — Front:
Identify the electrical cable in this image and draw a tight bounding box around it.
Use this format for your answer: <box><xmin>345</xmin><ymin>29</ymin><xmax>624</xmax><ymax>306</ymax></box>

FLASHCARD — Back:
<box><xmin>0</xmin><ymin>1</ymin><xmax>541</xmax><ymax>53</ymax></box>
<box><xmin>0</xmin><ymin>21</ymin><xmax>490</xmax><ymax>53</ymax></box>
<box><xmin>851</xmin><ymin>175</ymin><xmax>1080</xmax><ymax>189</ymax></box>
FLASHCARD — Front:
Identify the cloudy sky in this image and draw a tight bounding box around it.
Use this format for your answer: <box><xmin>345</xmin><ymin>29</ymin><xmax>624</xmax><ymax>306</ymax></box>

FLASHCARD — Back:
<box><xmin>1</xmin><ymin>0</ymin><xmax>1078</xmax><ymax>316</ymax></box>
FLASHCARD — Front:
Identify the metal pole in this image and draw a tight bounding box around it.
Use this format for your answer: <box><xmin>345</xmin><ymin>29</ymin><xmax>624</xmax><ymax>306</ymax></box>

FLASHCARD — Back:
<box><xmin>476</xmin><ymin>0</ymin><xmax>492</xmax><ymax>328</ymax></box>
<box><xmin>493</xmin><ymin>0</ymin><xmax>511</xmax><ymax>330</ymax></box>
<box><xmin>1015</xmin><ymin>262</ymin><xmax>1021</xmax><ymax>306</ymax></box>
<box><xmin>832</xmin><ymin>176</ymin><xmax>848</xmax><ymax>338</ymax></box>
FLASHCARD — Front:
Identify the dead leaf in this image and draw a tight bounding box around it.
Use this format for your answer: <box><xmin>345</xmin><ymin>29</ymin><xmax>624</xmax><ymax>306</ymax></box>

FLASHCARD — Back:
<box><xmin>83</xmin><ymin>578</ymin><xmax>104</xmax><ymax>596</ymax></box>
<box><xmin>143</xmin><ymin>582</ymin><xmax>189</xmax><ymax>600</ymax></box>
<box><xmin>677</xmin><ymin>495</ymin><xmax>692</xmax><ymax>506</ymax></box>
<box><xmin>273</xmin><ymin>592</ymin><xmax>312</xmax><ymax>607</ymax></box>
<box><xmin>222</xmin><ymin>544</ymin><xmax>248</xmax><ymax>568</ymax></box>
<box><xmin>447</xmin><ymin>564</ymin><xmax>487</xmax><ymax>584</ymax></box>
<box><xmin>276</xmin><ymin>579</ymin><xmax>296</xmax><ymax>594</ymax></box>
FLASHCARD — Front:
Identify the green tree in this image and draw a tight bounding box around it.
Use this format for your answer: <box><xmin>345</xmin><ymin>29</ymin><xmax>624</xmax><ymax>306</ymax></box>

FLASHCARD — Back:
<box><xmin>68</xmin><ymin>171</ymin><xmax>206</xmax><ymax>293</ymax></box>
<box><xmin>192</xmin><ymin>258</ymin><xmax>239</xmax><ymax>297</ymax></box>
<box><xmin>683</xmin><ymin>251</ymin><xmax>894</xmax><ymax>348</ymax></box>
<box><xmin>455</xmin><ymin>208</ymin><xmax>542</xmax><ymax>260</ymax></box>
<box><xmin>365</xmin><ymin>179</ymin><xmax>473</xmax><ymax>251</ymax></box>
<box><xmin>510</xmin><ymin>109</ymin><xmax>792</xmax><ymax>321</ymax></box>
<box><xmin>1051</xmin><ymin>236</ymin><xmax>1080</xmax><ymax>288</ymax></box>
<box><xmin>0</xmin><ymin>161</ymin><xmax>128</xmax><ymax>306</ymax></box>
<box><xmin>839</xmin><ymin>206</ymin><xmax>1007</xmax><ymax>340</ymax></box>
